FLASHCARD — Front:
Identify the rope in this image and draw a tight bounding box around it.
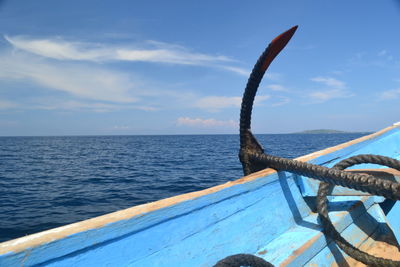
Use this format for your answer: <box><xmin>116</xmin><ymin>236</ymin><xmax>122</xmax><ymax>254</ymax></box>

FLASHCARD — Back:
<box><xmin>213</xmin><ymin>254</ymin><xmax>273</xmax><ymax>267</ymax></box>
<box><xmin>216</xmin><ymin>26</ymin><xmax>400</xmax><ymax>266</ymax></box>
<box><xmin>249</xmin><ymin>152</ymin><xmax>400</xmax><ymax>266</ymax></box>
<box><xmin>248</xmin><ymin>152</ymin><xmax>400</xmax><ymax>200</ymax></box>
<box><xmin>316</xmin><ymin>155</ymin><xmax>400</xmax><ymax>266</ymax></box>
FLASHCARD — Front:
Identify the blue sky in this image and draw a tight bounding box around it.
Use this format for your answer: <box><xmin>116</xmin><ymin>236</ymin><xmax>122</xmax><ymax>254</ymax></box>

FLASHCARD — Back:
<box><xmin>0</xmin><ymin>0</ymin><xmax>399</xmax><ymax>135</ymax></box>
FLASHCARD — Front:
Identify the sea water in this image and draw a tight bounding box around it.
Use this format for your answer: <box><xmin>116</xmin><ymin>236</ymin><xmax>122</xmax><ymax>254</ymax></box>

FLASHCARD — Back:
<box><xmin>0</xmin><ymin>133</ymin><xmax>367</xmax><ymax>242</ymax></box>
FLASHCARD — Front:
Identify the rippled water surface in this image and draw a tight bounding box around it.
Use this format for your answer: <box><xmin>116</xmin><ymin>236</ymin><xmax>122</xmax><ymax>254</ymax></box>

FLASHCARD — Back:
<box><xmin>0</xmin><ymin>133</ymin><xmax>367</xmax><ymax>242</ymax></box>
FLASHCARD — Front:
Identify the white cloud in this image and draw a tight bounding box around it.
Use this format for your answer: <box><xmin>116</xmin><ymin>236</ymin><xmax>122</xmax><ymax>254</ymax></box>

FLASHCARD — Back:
<box><xmin>0</xmin><ymin>100</ymin><xmax>18</xmax><ymax>109</ymax></box>
<box><xmin>309</xmin><ymin>89</ymin><xmax>353</xmax><ymax>102</ymax></box>
<box><xmin>134</xmin><ymin>105</ymin><xmax>159</xmax><ymax>111</ymax></box>
<box><xmin>0</xmin><ymin>96</ymin><xmax>159</xmax><ymax>112</ymax></box>
<box><xmin>194</xmin><ymin>95</ymin><xmax>269</xmax><ymax>112</ymax></box>
<box><xmin>0</xmin><ymin>36</ymin><xmax>279</xmax><ymax>115</ymax></box>
<box><xmin>115</xmin><ymin>48</ymin><xmax>230</xmax><ymax>65</ymax></box>
<box><xmin>176</xmin><ymin>117</ymin><xmax>237</xmax><ymax>128</ymax></box>
<box><xmin>380</xmin><ymin>88</ymin><xmax>400</xmax><ymax>100</ymax></box>
<box><xmin>195</xmin><ymin>96</ymin><xmax>241</xmax><ymax>110</ymax></box>
<box><xmin>265</xmin><ymin>72</ymin><xmax>283</xmax><ymax>81</ymax></box>
<box><xmin>219</xmin><ymin>66</ymin><xmax>250</xmax><ymax>76</ymax></box>
<box><xmin>266</xmin><ymin>84</ymin><xmax>288</xmax><ymax>92</ymax></box>
<box><xmin>308</xmin><ymin>76</ymin><xmax>353</xmax><ymax>103</ymax></box>
<box><xmin>4</xmin><ymin>35</ymin><xmax>249</xmax><ymax>75</ymax></box>
<box><xmin>0</xmin><ymin>51</ymin><xmax>248</xmax><ymax>113</ymax></box>
<box><xmin>5</xmin><ymin>36</ymin><xmax>111</xmax><ymax>61</ymax></box>
<box><xmin>37</xmin><ymin>101</ymin><xmax>120</xmax><ymax>112</ymax></box>
<box><xmin>349</xmin><ymin>51</ymin><xmax>396</xmax><ymax>68</ymax></box>
<box><xmin>310</xmin><ymin>76</ymin><xmax>345</xmax><ymax>89</ymax></box>
<box><xmin>271</xmin><ymin>96</ymin><xmax>290</xmax><ymax>107</ymax></box>
<box><xmin>377</xmin><ymin>50</ymin><xmax>394</xmax><ymax>61</ymax></box>
<box><xmin>0</xmin><ymin>52</ymin><xmax>138</xmax><ymax>103</ymax></box>
<box><xmin>113</xmin><ymin>125</ymin><xmax>131</xmax><ymax>130</ymax></box>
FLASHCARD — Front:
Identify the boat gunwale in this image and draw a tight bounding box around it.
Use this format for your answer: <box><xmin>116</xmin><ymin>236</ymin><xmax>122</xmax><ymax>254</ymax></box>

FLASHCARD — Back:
<box><xmin>1</xmin><ymin>124</ymin><xmax>399</xmax><ymax>255</ymax></box>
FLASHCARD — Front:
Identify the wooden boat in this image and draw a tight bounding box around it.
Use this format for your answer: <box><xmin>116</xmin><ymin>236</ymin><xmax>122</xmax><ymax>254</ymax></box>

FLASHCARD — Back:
<box><xmin>1</xmin><ymin>27</ymin><xmax>400</xmax><ymax>266</ymax></box>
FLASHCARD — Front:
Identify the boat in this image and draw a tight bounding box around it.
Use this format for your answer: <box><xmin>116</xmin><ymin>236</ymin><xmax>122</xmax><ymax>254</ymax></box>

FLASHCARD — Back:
<box><xmin>1</xmin><ymin>26</ymin><xmax>400</xmax><ymax>266</ymax></box>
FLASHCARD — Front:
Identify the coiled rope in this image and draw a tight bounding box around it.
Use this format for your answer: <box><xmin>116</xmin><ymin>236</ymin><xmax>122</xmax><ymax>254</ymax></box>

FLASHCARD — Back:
<box><xmin>317</xmin><ymin>155</ymin><xmax>400</xmax><ymax>266</ymax></box>
<box><xmin>216</xmin><ymin>26</ymin><xmax>400</xmax><ymax>266</ymax></box>
<box><xmin>214</xmin><ymin>254</ymin><xmax>273</xmax><ymax>267</ymax></box>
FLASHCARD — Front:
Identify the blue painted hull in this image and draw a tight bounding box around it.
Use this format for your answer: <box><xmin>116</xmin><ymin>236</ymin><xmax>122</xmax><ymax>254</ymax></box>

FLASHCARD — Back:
<box><xmin>1</xmin><ymin>124</ymin><xmax>400</xmax><ymax>266</ymax></box>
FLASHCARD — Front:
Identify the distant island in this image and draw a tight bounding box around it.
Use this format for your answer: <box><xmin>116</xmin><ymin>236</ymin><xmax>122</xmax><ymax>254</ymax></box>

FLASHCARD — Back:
<box><xmin>293</xmin><ymin>129</ymin><xmax>348</xmax><ymax>134</ymax></box>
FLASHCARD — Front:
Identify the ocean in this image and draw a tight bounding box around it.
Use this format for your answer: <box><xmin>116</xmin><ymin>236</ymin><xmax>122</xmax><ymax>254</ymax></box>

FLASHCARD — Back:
<box><xmin>0</xmin><ymin>133</ymin><xmax>368</xmax><ymax>242</ymax></box>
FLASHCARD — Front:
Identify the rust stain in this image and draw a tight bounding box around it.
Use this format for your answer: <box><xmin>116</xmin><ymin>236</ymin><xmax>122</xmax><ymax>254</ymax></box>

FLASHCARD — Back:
<box><xmin>258</xmin><ymin>249</ymin><xmax>268</xmax><ymax>255</ymax></box>
<box><xmin>261</xmin><ymin>26</ymin><xmax>298</xmax><ymax>72</ymax></box>
<box><xmin>332</xmin><ymin>211</ymin><xmax>346</xmax><ymax>217</ymax></box>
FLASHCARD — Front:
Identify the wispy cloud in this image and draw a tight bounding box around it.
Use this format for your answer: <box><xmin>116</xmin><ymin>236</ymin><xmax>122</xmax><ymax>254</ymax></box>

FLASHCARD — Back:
<box><xmin>266</xmin><ymin>84</ymin><xmax>289</xmax><ymax>92</ymax></box>
<box><xmin>265</xmin><ymin>72</ymin><xmax>283</xmax><ymax>81</ymax></box>
<box><xmin>349</xmin><ymin>50</ymin><xmax>396</xmax><ymax>68</ymax></box>
<box><xmin>219</xmin><ymin>66</ymin><xmax>250</xmax><ymax>76</ymax></box>
<box><xmin>4</xmin><ymin>35</ymin><xmax>249</xmax><ymax>75</ymax></box>
<box><xmin>0</xmin><ymin>52</ymin><xmax>138</xmax><ymax>103</ymax></box>
<box><xmin>308</xmin><ymin>76</ymin><xmax>353</xmax><ymax>102</ymax></box>
<box><xmin>0</xmin><ymin>95</ymin><xmax>159</xmax><ymax>112</ymax></box>
<box><xmin>380</xmin><ymin>88</ymin><xmax>400</xmax><ymax>100</ymax></box>
<box><xmin>115</xmin><ymin>47</ymin><xmax>231</xmax><ymax>65</ymax></box>
<box><xmin>377</xmin><ymin>49</ymin><xmax>393</xmax><ymax>61</ymax></box>
<box><xmin>0</xmin><ymin>100</ymin><xmax>18</xmax><ymax>109</ymax></box>
<box><xmin>176</xmin><ymin>117</ymin><xmax>237</xmax><ymax>128</ymax></box>
<box><xmin>310</xmin><ymin>76</ymin><xmax>345</xmax><ymax>89</ymax></box>
<box><xmin>271</xmin><ymin>96</ymin><xmax>290</xmax><ymax>106</ymax></box>
<box><xmin>0</xmin><ymin>50</ymin><xmax>249</xmax><ymax>113</ymax></box>
<box><xmin>308</xmin><ymin>89</ymin><xmax>352</xmax><ymax>102</ymax></box>
<box><xmin>194</xmin><ymin>96</ymin><xmax>241</xmax><ymax>111</ymax></box>
<box><xmin>113</xmin><ymin>125</ymin><xmax>131</xmax><ymax>130</ymax></box>
<box><xmin>5</xmin><ymin>36</ymin><xmax>111</xmax><ymax>61</ymax></box>
<box><xmin>35</xmin><ymin>100</ymin><xmax>122</xmax><ymax>112</ymax></box>
<box><xmin>194</xmin><ymin>95</ymin><xmax>269</xmax><ymax>112</ymax></box>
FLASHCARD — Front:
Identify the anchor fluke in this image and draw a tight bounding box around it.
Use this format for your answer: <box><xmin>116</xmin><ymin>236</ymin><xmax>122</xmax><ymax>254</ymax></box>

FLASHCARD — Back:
<box><xmin>239</xmin><ymin>26</ymin><xmax>298</xmax><ymax>175</ymax></box>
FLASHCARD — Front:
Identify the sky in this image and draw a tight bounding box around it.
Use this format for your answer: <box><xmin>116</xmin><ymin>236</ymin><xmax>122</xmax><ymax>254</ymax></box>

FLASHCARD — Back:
<box><xmin>0</xmin><ymin>0</ymin><xmax>399</xmax><ymax>135</ymax></box>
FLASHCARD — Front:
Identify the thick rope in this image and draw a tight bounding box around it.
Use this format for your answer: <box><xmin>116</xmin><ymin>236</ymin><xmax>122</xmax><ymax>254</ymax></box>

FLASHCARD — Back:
<box><xmin>316</xmin><ymin>155</ymin><xmax>400</xmax><ymax>266</ymax></box>
<box><xmin>246</xmin><ymin>152</ymin><xmax>400</xmax><ymax>266</ymax></box>
<box><xmin>213</xmin><ymin>254</ymin><xmax>273</xmax><ymax>267</ymax></box>
<box><xmin>248</xmin><ymin>152</ymin><xmax>400</xmax><ymax>200</ymax></box>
